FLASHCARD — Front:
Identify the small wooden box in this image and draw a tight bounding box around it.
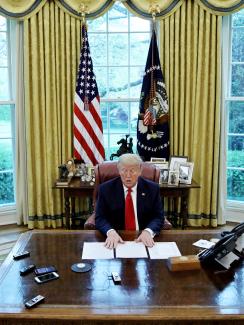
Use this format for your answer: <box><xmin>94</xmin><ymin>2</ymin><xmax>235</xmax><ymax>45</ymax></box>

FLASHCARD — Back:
<box><xmin>167</xmin><ymin>255</ymin><xmax>201</xmax><ymax>272</ymax></box>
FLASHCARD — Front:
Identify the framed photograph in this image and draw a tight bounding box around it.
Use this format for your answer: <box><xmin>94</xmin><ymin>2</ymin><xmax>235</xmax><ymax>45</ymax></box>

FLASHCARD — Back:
<box><xmin>178</xmin><ymin>162</ymin><xmax>194</xmax><ymax>184</ymax></box>
<box><xmin>150</xmin><ymin>157</ymin><xmax>166</xmax><ymax>163</ymax></box>
<box><xmin>160</xmin><ymin>169</ymin><xmax>169</xmax><ymax>184</ymax></box>
<box><xmin>169</xmin><ymin>156</ymin><xmax>188</xmax><ymax>171</ymax></box>
<box><xmin>168</xmin><ymin>170</ymin><xmax>179</xmax><ymax>186</ymax></box>
<box><xmin>148</xmin><ymin>161</ymin><xmax>169</xmax><ymax>170</ymax></box>
<box><xmin>87</xmin><ymin>166</ymin><xmax>95</xmax><ymax>177</ymax></box>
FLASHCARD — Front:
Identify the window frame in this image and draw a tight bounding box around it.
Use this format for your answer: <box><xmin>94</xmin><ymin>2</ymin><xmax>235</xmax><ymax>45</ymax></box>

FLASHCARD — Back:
<box><xmin>0</xmin><ymin>17</ymin><xmax>16</xmax><ymax>217</ymax></box>
<box><xmin>220</xmin><ymin>13</ymin><xmax>244</xmax><ymax>223</ymax></box>
<box><xmin>88</xmin><ymin>4</ymin><xmax>152</xmax><ymax>159</ymax></box>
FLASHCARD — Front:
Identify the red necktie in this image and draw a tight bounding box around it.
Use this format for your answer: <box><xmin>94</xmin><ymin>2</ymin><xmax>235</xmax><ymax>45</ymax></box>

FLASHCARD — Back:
<box><xmin>125</xmin><ymin>188</ymin><xmax>136</xmax><ymax>230</ymax></box>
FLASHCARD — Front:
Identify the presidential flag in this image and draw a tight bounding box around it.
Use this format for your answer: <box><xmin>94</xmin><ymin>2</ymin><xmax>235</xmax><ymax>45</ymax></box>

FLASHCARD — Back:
<box><xmin>137</xmin><ymin>30</ymin><xmax>169</xmax><ymax>161</ymax></box>
<box><xmin>73</xmin><ymin>24</ymin><xmax>105</xmax><ymax>165</ymax></box>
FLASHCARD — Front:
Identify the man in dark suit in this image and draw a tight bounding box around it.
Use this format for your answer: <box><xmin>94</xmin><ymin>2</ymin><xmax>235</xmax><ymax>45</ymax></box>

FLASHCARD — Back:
<box><xmin>95</xmin><ymin>153</ymin><xmax>164</xmax><ymax>248</ymax></box>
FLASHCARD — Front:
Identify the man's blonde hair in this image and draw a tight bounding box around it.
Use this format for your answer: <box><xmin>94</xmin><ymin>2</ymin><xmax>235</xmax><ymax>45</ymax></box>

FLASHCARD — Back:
<box><xmin>117</xmin><ymin>153</ymin><xmax>142</xmax><ymax>169</ymax></box>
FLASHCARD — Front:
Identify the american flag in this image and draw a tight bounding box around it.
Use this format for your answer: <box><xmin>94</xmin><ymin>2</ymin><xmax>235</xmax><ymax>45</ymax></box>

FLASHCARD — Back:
<box><xmin>73</xmin><ymin>24</ymin><xmax>105</xmax><ymax>165</ymax></box>
<box><xmin>137</xmin><ymin>30</ymin><xmax>169</xmax><ymax>161</ymax></box>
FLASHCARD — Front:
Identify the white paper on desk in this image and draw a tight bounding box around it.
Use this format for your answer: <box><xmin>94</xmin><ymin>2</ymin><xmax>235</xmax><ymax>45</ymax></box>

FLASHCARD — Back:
<box><xmin>82</xmin><ymin>242</ymin><xmax>114</xmax><ymax>259</ymax></box>
<box><xmin>148</xmin><ymin>242</ymin><xmax>181</xmax><ymax>259</ymax></box>
<box><xmin>193</xmin><ymin>239</ymin><xmax>215</xmax><ymax>249</ymax></box>
<box><xmin>116</xmin><ymin>241</ymin><xmax>148</xmax><ymax>258</ymax></box>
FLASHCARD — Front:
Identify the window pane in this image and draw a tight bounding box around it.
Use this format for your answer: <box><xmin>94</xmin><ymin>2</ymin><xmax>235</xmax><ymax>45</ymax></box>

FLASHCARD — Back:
<box><xmin>232</xmin><ymin>28</ymin><xmax>244</xmax><ymax>62</ymax></box>
<box><xmin>130</xmin><ymin>15</ymin><xmax>151</xmax><ymax>32</ymax></box>
<box><xmin>108</xmin><ymin>33</ymin><xmax>128</xmax><ymax>66</ymax></box>
<box><xmin>228</xmin><ymin>101</ymin><xmax>244</xmax><ymax>134</ymax></box>
<box><xmin>130</xmin><ymin>33</ymin><xmax>150</xmax><ymax>65</ymax></box>
<box><xmin>0</xmin><ymin>171</ymin><xmax>14</xmax><ymax>205</ymax></box>
<box><xmin>0</xmin><ymin>104</ymin><xmax>13</xmax><ymax>138</ymax></box>
<box><xmin>231</xmin><ymin>64</ymin><xmax>244</xmax><ymax>96</ymax></box>
<box><xmin>0</xmin><ymin>32</ymin><xmax>7</xmax><ymax>66</ymax></box>
<box><xmin>0</xmin><ymin>67</ymin><xmax>9</xmax><ymax>100</ymax></box>
<box><xmin>228</xmin><ymin>136</ymin><xmax>244</xmax><ymax>168</ymax></box>
<box><xmin>227</xmin><ymin>169</ymin><xmax>244</xmax><ymax>201</ymax></box>
<box><xmin>94</xmin><ymin>67</ymin><xmax>107</xmax><ymax>98</ymax></box>
<box><xmin>109</xmin><ymin>102</ymin><xmax>128</xmax><ymax>132</ymax></box>
<box><xmin>108</xmin><ymin>4</ymin><xmax>128</xmax><ymax>32</ymax></box>
<box><xmin>0</xmin><ymin>17</ymin><xmax>6</xmax><ymax>31</ymax></box>
<box><xmin>88</xmin><ymin>15</ymin><xmax>106</xmax><ymax>32</ymax></box>
<box><xmin>130</xmin><ymin>102</ymin><xmax>139</xmax><ymax>132</ymax></box>
<box><xmin>232</xmin><ymin>10</ymin><xmax>244</xmax><ymax>27</ymax></box>
<box><xmin>108</xmin><ymin>67</ymin><xmax>128</xmax><ymax>98</ymax></box>
<box><xmin>0</xmin><ymin>139</ymin><xmax>14</xmax><ymax>171</ymax></box>
<box><xmin>89</xmin><ymin>34</ymin><xmax>107</xmax><ymax>66</ymax></box>
<box><xmin>130</xmin><ymin>66</ymin><xmax>144</xmax><ymax>98</ymax></box>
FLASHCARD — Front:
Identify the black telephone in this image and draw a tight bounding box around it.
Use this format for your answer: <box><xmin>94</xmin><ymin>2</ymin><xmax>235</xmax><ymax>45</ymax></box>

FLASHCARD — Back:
<box><xmin>221</xmin><ymin>221</ymin><xmax>244</xmax><ymax>239</ymax></box>
<box><xmin>198</xmin><ymin>222</ymin><xmax>244</xmax><ymax>267</ymax></box>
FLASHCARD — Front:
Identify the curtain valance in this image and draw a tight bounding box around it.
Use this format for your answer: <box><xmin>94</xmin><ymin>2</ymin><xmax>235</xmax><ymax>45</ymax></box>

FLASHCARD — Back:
<box><xmin>1</xmin><ymin>0</ymin><xmax>243</xmax><ymax>20</ymax></box>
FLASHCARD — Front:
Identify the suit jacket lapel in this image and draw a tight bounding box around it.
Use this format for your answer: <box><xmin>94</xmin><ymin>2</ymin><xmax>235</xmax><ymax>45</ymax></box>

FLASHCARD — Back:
<box><xmin>137</xmin><ymin>177</ymin><xmax>146</xmax><ymax>226</ymax></box>
<box><xmin>115</xmin><ymin>178</ymin><xmax>125</xmax><ymax>221</ymax></box>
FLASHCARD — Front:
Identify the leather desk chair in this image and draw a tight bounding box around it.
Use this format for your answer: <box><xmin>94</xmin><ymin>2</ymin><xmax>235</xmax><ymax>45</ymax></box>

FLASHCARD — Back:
<box><xmin>84</xmin><ymin>161</ymin><xmax>172</xmax><ymax>230</ymax></box>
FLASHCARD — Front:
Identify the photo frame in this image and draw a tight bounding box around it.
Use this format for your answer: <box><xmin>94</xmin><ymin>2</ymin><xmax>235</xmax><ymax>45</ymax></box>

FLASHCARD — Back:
<box><xmin>168</xmin><ymin>170</ymin><xmax>179</xmax><ymax>186</ymax></box>
<box><xmin>169</xmin><ymin>156</ymin><xmax>188</xmax><ymax>171</ymax></box>
<box><xmin>178</xmin><ymin>162</ymin><xmax>194</xmax><ymax>184</ymax></box>
<box><xmin>150</xmin><ymin>157</ymin><xmax>166</xmax><ymax>163</ymax></box>
<box><xmin>148</xmin><ymin>161</ymin><xmax>169</xmax><ymax>170</ymax></box>
<box><xmin>160</xmin><ymin>169</ymin><xmax>169</xmax><ymax>184</ymax></box>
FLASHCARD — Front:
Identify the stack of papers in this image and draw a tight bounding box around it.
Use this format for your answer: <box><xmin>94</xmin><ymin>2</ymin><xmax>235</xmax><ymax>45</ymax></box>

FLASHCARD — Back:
<box><xmin>81</xmin><ymin>241</ymin><xmax>181</xmax><ymax>260</ymax></box>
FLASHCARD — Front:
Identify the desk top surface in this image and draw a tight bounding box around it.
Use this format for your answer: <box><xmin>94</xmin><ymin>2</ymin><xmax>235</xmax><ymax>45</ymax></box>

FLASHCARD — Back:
<box><xmin>0</xmin><ymin>230</ymin><xmax>243</xmax><ymax>322</ymax></box>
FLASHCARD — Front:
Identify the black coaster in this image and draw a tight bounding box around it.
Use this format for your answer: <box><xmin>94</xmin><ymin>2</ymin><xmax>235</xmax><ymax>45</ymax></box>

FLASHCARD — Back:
<box><xmin>71</xmin><ymin>263</ymin><xmax>92</xmax><ymax>273</ymax></box>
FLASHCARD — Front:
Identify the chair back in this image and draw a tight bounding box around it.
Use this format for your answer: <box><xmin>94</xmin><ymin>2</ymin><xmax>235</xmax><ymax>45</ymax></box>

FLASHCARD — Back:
<box><xmin>92</xmin><ymin>161</ymin><xmax>160</xmax><ymax>204</ymax></box>
<box><xmin>84</xmin><ymin>161</ymin><xmax>172</xmax><ymax>230</ymax></box>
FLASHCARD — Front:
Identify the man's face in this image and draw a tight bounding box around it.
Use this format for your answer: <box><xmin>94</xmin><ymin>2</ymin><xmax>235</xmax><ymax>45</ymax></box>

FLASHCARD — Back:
<box><xmin>118</xmin><ymin>163</ymin><xmax>141</xmax><ymax>188</ymax></box>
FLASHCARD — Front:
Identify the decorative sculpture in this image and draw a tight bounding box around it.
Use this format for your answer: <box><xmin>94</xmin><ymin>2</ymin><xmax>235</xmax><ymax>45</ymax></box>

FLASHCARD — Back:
<box><xmin>110</xmin><ymin>134</ymin><xmax>133</xmax><ymax>160</ymax></box>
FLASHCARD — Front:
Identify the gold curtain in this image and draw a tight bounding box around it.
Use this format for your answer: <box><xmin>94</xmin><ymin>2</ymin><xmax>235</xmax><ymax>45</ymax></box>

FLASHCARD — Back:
<box><xmin>0</xmin><ymin>0</ymin><xmax>46</xmax><ymax>19</ymax></box>
<box><xmin>160</xmin><ymin>0</ymin><xmax>222</xmax><ymax>226</ymax></box>
<box><xmin>1</xmin><ymin>0</ymin><xmax>243</xmax><ymax>19</ymax></box>
<box><xmin>24</xmin><ymin>0</ymin><xmax>83</xmax><ymax>228</ymax></box>
<box><xmin>196</xmin><ymin>0</ymin><xmax>244</xmax><ymax>15</ymax></box>
<box><xmin>2</xmin><ymin>0</ymin><xmax>243</xmax><ymax>228</ymax></box>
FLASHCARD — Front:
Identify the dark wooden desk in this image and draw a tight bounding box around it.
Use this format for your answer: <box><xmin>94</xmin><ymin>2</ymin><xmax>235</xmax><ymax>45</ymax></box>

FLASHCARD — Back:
<box><xmin>54</xmin><ymin>178</ymin><xmax>200</xmax><ymax>229</ymax></box>
<box><xmin>0</xmin><ymin>230</ymin><xmax>243</xmax><ymax>324</ymax></box>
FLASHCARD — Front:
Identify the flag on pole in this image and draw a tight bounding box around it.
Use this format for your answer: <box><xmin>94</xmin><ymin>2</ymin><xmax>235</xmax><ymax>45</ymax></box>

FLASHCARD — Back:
<box><xmin>73</xmin><ymin>24</ymin><xmax>105</xmax><ymax>166</ymax></box>
<box><xmin>137</xmin><ymin>29</ymin><xmax>169</xmax><ymax>161</ymax></box>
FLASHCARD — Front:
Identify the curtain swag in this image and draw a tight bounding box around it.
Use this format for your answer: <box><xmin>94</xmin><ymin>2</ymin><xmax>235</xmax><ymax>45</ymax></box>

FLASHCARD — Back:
<box><xmin>0</xmin><ymin>0</ymin><xmax>243</xmax><ymax>19</ymax></box>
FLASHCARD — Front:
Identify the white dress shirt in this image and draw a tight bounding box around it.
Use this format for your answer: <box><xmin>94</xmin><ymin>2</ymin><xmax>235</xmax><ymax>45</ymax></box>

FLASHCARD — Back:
<box><xmin>107</xmin><ymin>183</ymin><xmax>154</xmax><ymax>237</ymax></box>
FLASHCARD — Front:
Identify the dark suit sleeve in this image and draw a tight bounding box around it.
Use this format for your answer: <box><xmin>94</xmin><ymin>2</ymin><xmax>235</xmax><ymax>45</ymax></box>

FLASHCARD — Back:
<box><xmin>143</xmin><ymin>182</ymin><xmax>164</xmax><ymax>235</ymax></box>
<box><xmin>95</xmin><ymin>184</ymin><xmax>114</xmax><ymax>236</ymax></box>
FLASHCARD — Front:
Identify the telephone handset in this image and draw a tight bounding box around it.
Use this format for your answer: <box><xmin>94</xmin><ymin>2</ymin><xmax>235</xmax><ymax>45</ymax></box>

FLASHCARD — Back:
<box><xmin>198</xmin><ymin>233</ymin><xmax>237</xmax><ymax>266</ymax></box>
<box><xmin>199</xmin><ymin>222</ymin><xmax>244</xmax><ymax>267</ymax></box>
<box><xmin>221</xmin><ymin>221</ymin><xmax>244</xmax><ymax>239</ymax></box>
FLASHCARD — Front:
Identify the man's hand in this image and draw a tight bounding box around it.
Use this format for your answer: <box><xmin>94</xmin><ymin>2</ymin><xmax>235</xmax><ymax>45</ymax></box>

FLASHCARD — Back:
<box><xmin>135</xmin><ymin>230</ymin><xmax>154</xmax><ymax>247</ymax></box>
<box><xmin>105</xmin><ymin>230</ymin><xmax>124</xmax><ymax>249</ymax></box>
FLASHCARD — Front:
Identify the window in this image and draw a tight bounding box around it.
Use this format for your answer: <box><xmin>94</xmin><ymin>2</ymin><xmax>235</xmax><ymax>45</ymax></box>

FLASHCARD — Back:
<box><xmin>88</xmin><ymin>2</ymin><xmax>151</xmax><ymax>159</ymax></box>
<box><xmin>0</xmin><ymin>16</ymin><xmax>16</xmax><ymax>208</ymax></box>
<box><xmin>222</xmin><ymin>9</ymin><xmax>244</xmax><ymax>221</ymax></box>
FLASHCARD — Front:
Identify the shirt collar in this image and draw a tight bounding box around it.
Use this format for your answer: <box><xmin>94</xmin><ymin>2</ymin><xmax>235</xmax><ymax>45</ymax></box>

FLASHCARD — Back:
<box><xmin>123</xmin><ymin>183</ymin><xmax>137</xmax><ymax>194</ymax></box>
